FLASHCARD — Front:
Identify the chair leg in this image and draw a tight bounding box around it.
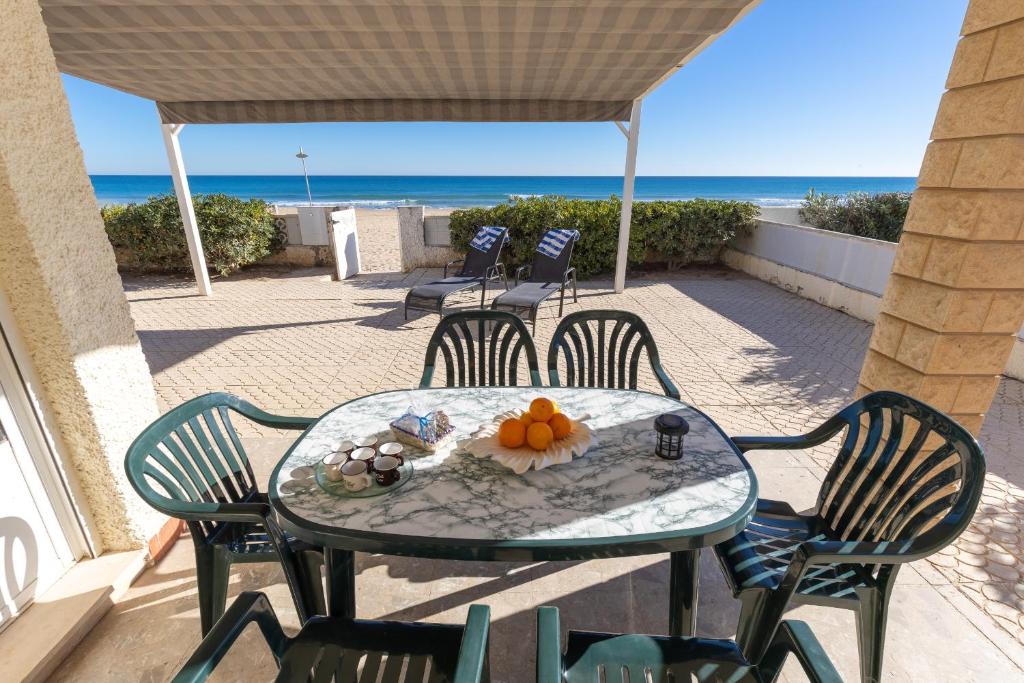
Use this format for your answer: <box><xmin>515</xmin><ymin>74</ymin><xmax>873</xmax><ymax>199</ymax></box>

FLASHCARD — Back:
<box><xmin>195</xmin><ymin>545</ymin><xmax>232</xmax><ymax>636</ymax></box>
<box><xmin>855</xmin><ymin>588</ymin><xmax>889</xmax><ymax>683</ymax></box>
<box><xmin>558</xmin><ymin>285</ymin><xmax>565</xmax><ymax>317</ymax></box>
<box><xmin>480</xmin><ymin>280</ymin><xmax>488</xmax><ymax>308</ymax></box>
<box><xmin>572</xmin><ymin>274</ymin><xmax>578</xmax><ymax>302</ymax></box>
<box><xmin>735</xmin><ymin>589</ymin><xmax>788</xmax><ymax>665</ymax></box>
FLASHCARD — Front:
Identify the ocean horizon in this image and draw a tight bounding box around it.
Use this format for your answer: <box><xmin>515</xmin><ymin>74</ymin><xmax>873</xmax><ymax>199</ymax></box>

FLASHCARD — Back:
<box><xmin>89</xmin><ymin>175</ymin><xmax>916</xmax><ymax>209</ymax></box>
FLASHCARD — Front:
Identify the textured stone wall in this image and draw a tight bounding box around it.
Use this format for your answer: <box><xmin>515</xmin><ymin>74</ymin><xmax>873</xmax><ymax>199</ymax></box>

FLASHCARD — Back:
<box><xmin>859</xmin><ymin>0</ymin><xmax>1024</xmax><ymax>434</ymax></box>
<box><xmin>0</xmin><ymin>0</ymin><xmax>163</xmax><ymax>550</ymax></box>
<box><xmin>398</xmin><ymin>206</ymin><xmax>460</xmax><ymax>271</ymax></box>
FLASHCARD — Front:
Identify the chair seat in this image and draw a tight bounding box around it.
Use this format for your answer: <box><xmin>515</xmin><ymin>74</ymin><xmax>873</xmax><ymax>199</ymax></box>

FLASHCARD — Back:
<box><xmin>562</xmin><ymin>631</ymin><xmax>761</xmax><ymax>683</ymax></box>
<box><xmin>715</xmin><ymin>499</ymin><xmax>867</xmax><ymax>601</ymax></box>
<box><xmin>279</xmin><ymin>616</ymin><xmax>470</xmax><ymax>681</ymax></box>
<box><xmin>410</xmin><ymin>276</ymin><xmax>483</xmax><ymax>299</ymax></box>
<box><xmin>212</xmin><ymin>521</ymin><xmax>319</xmax><ymax>558</ymax></box>
<box><xmin>492</xmin><ymin>281</ymin><xmax>561</xmax><ymax>308</ymax></box>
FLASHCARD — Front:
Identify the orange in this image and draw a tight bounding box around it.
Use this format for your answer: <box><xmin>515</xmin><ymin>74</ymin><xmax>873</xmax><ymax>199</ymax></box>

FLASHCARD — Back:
<box><xmin>529</xmin><ymin>397</ymin><xmax>559</xmax><ymax>423</ymax></box>
<box><xmin>548</xmin><ymin>413</ymin><xmax>572</xmax><ymax>440</ymax></box>
<box><xmin>498</xmin><ymin>418</ymin><xmax>527</xmax><ymax>448</ymax></box>
<box><xmin>526</xmin><ymin>422</ymin><xmax>554</xmax><ymax>450</ymax></box>
<box><xmin>520</xmin><ymin>411</ymin><xmax>535</xmax><ymax>426</ymax></box>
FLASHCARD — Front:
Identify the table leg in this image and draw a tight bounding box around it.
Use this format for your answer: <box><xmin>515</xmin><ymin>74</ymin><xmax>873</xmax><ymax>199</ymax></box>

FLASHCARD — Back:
<box><xmin>669</xmin><ymin>549</ymin><xmax>700</xmax><ymax>637</ymax></box>
<box><xmin>325</xmin><ymin>548</ymin><xmax>356</xmax><ymax>618</ymax></box>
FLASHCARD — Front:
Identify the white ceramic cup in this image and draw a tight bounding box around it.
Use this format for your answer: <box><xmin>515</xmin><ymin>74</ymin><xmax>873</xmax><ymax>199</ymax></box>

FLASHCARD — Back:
<box><xmin>378</xmin><ymin>442</ymin><xmax>404</xmax><ymax>462</ymax></box>
<box><xmin>335</xmin><ymin>439</ymin><xmax>355</xmax><ymax>456</ymax></box>
<box><xmin>353</xmin><ymin>435</ymin><xmax>378</xmax><ymax>449</ymax></box>
<box><xmin>322</xmin><ymin>452</ymin><xmax>347</xmax><ymax>482</ymax></box>
<box><xmin>340</xmin><ymin>459</ymin><xmax>372</xmax><ymax>492</ymax></box>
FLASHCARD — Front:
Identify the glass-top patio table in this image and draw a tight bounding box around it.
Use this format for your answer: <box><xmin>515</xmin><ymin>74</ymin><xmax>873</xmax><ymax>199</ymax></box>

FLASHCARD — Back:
<box><xmin>269</xmin><ymin>386</ymin><xmax>757</xmax><ymax>636</ymax></box>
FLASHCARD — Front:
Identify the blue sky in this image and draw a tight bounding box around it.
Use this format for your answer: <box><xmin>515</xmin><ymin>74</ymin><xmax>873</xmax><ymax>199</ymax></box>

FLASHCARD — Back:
<box><xmin>64</xmin><ymin>0</ymin><xmax>968</xmax><ymax>177</ymax></box>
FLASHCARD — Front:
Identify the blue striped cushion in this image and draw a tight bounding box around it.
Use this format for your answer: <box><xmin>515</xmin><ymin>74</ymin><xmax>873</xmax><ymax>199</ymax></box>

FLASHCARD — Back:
<box><xmin>469</xmin><ymin>226</ymin><xmax>507</xmax><ymax>253</ymax></box>
<box><xmin>536</xmin><ymin>229</ymin><xmax>580</xmax><ymax>259</ymax></box>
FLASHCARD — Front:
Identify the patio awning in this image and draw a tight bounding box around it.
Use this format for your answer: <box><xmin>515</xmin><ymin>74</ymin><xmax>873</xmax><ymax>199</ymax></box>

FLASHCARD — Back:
<box><xmin>40</xmin><ymin>0</ymin><xmax>759</xmax><ymax>124</ymax></box>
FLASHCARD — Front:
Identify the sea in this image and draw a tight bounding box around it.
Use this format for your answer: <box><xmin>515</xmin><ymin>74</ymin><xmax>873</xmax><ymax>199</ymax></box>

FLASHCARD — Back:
<box><xmin>89</xmin><ymin>175</ymin><xmax>916</xmax><ymax>209</ymax></box>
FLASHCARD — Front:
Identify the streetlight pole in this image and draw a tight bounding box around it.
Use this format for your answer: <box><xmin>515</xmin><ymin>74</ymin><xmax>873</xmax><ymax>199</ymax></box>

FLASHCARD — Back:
<box><xmin>296</xmin><ymin>147</ymin><xmax>313</xmax><ymax>206</ymax></box>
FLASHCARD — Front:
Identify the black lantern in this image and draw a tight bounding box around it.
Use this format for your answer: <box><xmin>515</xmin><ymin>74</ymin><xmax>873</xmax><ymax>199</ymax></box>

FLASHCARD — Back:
<box><xmin>654</xmin><ymin>413</ymin><xmax>689</xmax><ymax>460</ymax></box>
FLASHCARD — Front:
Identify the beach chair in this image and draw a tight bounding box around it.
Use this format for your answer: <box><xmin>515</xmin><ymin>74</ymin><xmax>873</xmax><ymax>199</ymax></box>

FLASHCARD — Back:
<box><xmin>490</xmin><ymin>229</ymin><xmax>579</xmax><ymax>331</ymax></box>
<box><xmin>404</xmin><ymin>225</ymin><xmax>509</xmax><ymax>318</ymax></box>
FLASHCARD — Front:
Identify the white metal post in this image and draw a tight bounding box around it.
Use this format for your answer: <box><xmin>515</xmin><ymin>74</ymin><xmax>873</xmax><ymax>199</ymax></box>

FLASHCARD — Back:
<box><xmin>614</xmin><ymin>98</ymin><xmax>642</xmax><ymax>293</ymax></box>
<box><xmin>161</xmin><ymin>123</ymin><xmax>212</xmax><ymax>296</ymax></box>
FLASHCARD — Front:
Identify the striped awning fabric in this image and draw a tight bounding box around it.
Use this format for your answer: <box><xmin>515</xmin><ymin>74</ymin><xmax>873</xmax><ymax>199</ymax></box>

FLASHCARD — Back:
<box><xmin>40</xmin><ymin>0</ymin><xmax>760</xmax><ymax>124</ymax></box>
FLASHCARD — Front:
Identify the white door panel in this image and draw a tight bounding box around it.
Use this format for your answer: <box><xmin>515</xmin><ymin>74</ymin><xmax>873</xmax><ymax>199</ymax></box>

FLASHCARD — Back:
<box><xmin>0</xmin><ymin>362</ymin><xmax>76</xmax><ymax>630</ymax></box>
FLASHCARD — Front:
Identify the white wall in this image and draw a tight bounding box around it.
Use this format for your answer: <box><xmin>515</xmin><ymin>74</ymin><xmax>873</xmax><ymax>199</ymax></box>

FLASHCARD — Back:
<box><xmin>723</xmin><ymin>214</ymin><xmax>1024</xmax><ymax>380</ymax></box>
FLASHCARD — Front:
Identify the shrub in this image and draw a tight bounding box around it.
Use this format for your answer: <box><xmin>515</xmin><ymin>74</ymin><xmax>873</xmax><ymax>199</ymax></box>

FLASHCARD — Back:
<box><xmin>799</xmin><ymin>189</ymin><xmax>911</xmax><ymax>243</ymax></box>
<box><xmin>102</xmin><ymin>193</ymin><xmax>279</xmax><ymax>276</ymax></box>
<box><xmin>448</xmin><ymin>196</ymin><xmax>757</xmax><ymax>278</ymax></box>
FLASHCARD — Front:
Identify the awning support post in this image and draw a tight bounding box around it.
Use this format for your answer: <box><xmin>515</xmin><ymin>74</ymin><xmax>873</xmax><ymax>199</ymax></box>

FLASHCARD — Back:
<box><xmin>161</xmin><ymin>122</ymin><xmax>212</xmax><ymax>296</ymax></box>
<box><xmin>614</xmin><ymin>98</ymin><xmax>642</xmax><ymax>293</ymax></box>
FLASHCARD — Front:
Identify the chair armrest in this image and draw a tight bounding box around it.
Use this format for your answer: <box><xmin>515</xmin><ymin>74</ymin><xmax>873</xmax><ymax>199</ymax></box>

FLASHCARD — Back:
<box><xmin>757</xmin><ymin>620</ymin><xmax>842</xmax><ymax>683</ymax></box>
<box><xmin>731</xmin><ymin>413</ymin><xmax>847</xmax><ymax>454</ymax></box>
<box><xmin>536</xmin><ymin>606</ymin><xmax>562</xmax><ymax>683</ymax></box>
<box><xmin>230</xmin><ymin>399</ymin><xmax>316</xmax><ymax>431</ymax></box>
<box><xmin>485</xmin><ymin>263</ymin><xmax>503</xmax><ymax>280</ymax></box>
<box><xmin>171</xmin><ymin>592</ymin><xmax>288</xmax><ymax>683</ymax></box>
<box><xmin>445</xmin><ymin>258</ymin><xmax>465</xmax><ymax>278</ymax></box>
<box><xmin>153</xmin><ymin>499</ymin><xmax>272</xmax><ymax>524</ymax></box>
<box><xmin>453</xmin><ymin>604</ymin><xmax>492</xmax><ymax>683</ymax></box>
<box><xmin>515</xmin><ymin>264</ymin><xmax>532</xmax><ymax>286</ymax></box>
<box><xmin>654</xmin><ymin>366</ymin><xmax>681</xmax><ymax>400</ymax></box>
<box><xmin>563</xmin><ymin>267</ymin><xmax>576</xmax><ymax>284</ymax></box>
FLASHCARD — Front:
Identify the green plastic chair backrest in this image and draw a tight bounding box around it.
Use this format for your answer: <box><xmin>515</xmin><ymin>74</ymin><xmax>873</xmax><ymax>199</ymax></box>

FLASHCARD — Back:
<box><xmin>547</xmin><ymin>310</ymin><xmax>679</xmax><ymax>399</ymax></box>
<box><xmin>812</xmin><ymin>391</ymin><xmax>986</xmax><ymax>556</ymax></box>
<box><xmin>563</xmin><ymin>632</ymin><xmax>761</xmax><ymax>683</ymax></box>
<box><xmin>124</xmin><ymin>393</ymin><xmax>264</xmax><ymax>540</ymax></box>
<box><xmin>420</xmin><ymin>310</ymin><xmax>543</xmax><ymax>388</ymax></box>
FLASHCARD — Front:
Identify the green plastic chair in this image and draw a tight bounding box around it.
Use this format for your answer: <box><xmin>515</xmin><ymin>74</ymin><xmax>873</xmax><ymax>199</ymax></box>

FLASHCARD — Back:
<box><xmin>536</xmin><ymin>606</ymin><xmax>841</xmax><ymax>683</ymax></box>
<box><xmin>173</xmin><ymin>591</ymin><xmax>491</xmax><ymax>683</ymax></box>
<box><xmin>419</xmin><ymin>310</ymin><xmax>543</xmax><ymax>388</ymax></box>
<box><xmin>547</xmin><ymin>310</ymin><xmax>680</xmax><ymax>399</ymax></box>
<box><xmin>124</xmin><ymin>392</ymin><xmax>326</xmax><ymax>635</ymax></box>
<box><xmin>713</xmin><ymin>391</ymin><xmax>986</xmax><ymax>683</ymax></box>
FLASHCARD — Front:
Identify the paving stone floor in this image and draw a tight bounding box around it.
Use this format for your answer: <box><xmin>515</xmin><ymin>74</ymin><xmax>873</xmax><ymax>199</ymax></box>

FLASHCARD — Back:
<box><xmin>52</xmin><ymin>265</ymin><xmax>1024</xmax><ymax>681</ymax></box>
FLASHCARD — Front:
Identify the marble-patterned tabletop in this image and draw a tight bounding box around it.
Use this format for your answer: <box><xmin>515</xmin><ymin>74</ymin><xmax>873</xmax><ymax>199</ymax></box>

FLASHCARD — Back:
<box><xmin>271</xmin><ymin>387</ymin><xmax>756</xmax><ymax>554</ymax></box>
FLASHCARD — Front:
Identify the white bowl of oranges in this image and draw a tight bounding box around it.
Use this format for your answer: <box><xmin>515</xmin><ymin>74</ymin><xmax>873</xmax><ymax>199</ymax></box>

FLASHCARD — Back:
<box><xmin>460</xmin><ymin>397</ymin><xmax>595</xmax><ymax>474</ymax></box>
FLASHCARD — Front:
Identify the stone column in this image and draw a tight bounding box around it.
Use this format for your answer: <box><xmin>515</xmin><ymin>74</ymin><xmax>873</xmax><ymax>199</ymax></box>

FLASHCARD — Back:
<box><xmin>858</xmin><ymin>0</ymin><xmax>1024</xmax><ymax>435</ymax></box>
<box><xmin>0</xmin><ymin>0</ymin><xmax>163</xmax><ymax>551</ymax></box>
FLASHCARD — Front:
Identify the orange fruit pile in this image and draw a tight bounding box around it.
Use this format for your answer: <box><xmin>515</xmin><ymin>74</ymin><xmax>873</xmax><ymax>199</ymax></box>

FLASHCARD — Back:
<box><xmin>497</xmin><ymin>397</ymin><xmax>574</xmax><ymax>450</ymax></box>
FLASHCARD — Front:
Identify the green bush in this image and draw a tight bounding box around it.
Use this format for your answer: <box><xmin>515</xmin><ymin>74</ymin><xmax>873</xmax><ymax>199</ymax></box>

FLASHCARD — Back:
<box><xmin>102</xmin><ymin>193</ymin><xmax>279</xmax><ymax>276</ymax></box>
<box><xmin>799</xmin><ymin>189</ymin><xmax>911</xmax><ymax>243</ymax></box>
<box><xmin>448</xmin><ymin>196</ymin><xmax>758</xmax><ymax>278</ymax></box>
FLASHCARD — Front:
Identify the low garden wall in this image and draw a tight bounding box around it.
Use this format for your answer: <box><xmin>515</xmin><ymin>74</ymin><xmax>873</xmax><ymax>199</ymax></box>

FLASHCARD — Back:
<box><xmin>723</xmin><ymin>212</ymin><xmax>1024</xmax><ymax>381</ymax></box>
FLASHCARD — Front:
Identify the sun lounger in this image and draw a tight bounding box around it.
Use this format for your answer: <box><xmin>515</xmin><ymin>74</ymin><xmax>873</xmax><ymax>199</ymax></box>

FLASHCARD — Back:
<box><xmin>491</xmin><ymin>229</ymin><xmax>579</xmax><ymax>331</ymax></box>
<box><xmin>404</xmin><ymin>226</ymin><xmax>509</xmax><ymax>318</ymax></box>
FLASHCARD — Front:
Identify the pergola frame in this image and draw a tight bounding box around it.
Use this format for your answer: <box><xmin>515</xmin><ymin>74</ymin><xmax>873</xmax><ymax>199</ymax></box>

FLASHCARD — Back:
<box><xmin>161</xmin><ymin>109</ymin><xmax>643</xmax><ymax>296</ymax></box>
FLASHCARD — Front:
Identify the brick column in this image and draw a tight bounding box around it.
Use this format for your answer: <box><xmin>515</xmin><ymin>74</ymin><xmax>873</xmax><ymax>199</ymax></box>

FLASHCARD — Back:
<box><xmin>859</xmin><ymin>0</ymin><xmax>1024</xmax><ymax>435</ymax></box>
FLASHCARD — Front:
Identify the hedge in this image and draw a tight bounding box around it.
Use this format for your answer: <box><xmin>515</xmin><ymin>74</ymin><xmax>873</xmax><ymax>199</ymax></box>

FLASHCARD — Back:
<box><xmin>102</xmin><ymin>193</ymin><xmax>282</xmax><ymax>276</ymax></box>
<box><xmin>799</xmin><ymin>189</ymin><xmax>911</xmax><ymax>243</ymax></box>
<box><xmin>448</xmin><ymin>195</ymin><xmax>758</xmax><ymax>278</ymax></box>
